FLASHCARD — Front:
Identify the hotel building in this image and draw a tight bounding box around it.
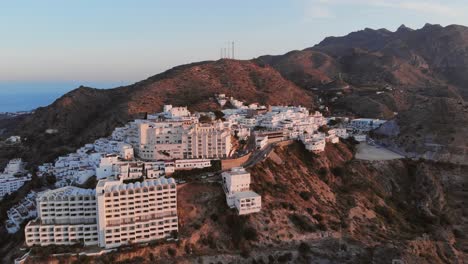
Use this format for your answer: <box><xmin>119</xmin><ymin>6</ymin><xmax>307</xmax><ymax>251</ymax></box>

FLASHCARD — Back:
<box><xmin>137</xmin><ymin>120</ymin><xmax>232</xmax><ymax>161</ymax></box>
<box><xmin>25</xmin><ymin>178</ymin><xmax>178</xmax><ymax>249</ymax></box>
<box><xmin>25</xmin><ymin>187</ymin><xmax>99</xmax><ymax>246</ymax></box>
<box><xmin>96</xmin><ymin>178</ymin><xmax>178</xmax><ymax>248</ymax></box>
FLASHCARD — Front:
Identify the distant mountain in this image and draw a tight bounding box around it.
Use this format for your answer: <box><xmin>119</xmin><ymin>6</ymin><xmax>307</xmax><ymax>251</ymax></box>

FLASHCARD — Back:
<box><xmin>2</xmin><ymin>24</ymin><xmax>468</xmax><ymax>263</ymax></box>
<box><xmin>257</xmin><ymin>24</ymin><xmax>468</xmax><ymax>163</ymax></box>
<box><xmin>2</xmin><ymin>24</ymin><xmax>468</xmax><ymax>164</ymax></box>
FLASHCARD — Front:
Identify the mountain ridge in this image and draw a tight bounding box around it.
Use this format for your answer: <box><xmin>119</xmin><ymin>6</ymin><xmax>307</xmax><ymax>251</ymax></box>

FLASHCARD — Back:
<box><xmin>2</xmin><ymin>23</ymin><xmax>468</xmax><ymax>165</ymax></box>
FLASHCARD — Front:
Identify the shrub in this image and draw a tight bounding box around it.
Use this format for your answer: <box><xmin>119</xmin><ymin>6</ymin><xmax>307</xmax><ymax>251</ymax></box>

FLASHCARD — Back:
<box><xmin>453</xmin><ymin>228</ymin><xmax>466</xmax><ymax>239</ymax></box>
<box><xmin>214</xmin><ymin>110</ymin><xmax>225</xmax><ymax>120</ymax></box>
<box><xmin>240</xmin><ymin>248</ymin><xmax>251</xmax><ymax>258</ymax></box>
<box><xmin>281</xmin><ymin>202</ymin><xmax>296</xmax><ymax>211</ymax></box>
<box><xmin>198</xmin><ymin>115</ymin><xmax>212</xmax><ymax>123</ymax></box>
<box><xmin>332</xmin><ymin>167</ymin><xmax>345</xmax><ymax>177</ymax></box>
<box><xmin>317</xmin><ymin>222</ymin><xmax>327</xmax><ymax>231</ymax></box>
<box><xmin>313</xmin><ymin>214</ymin><xmax>323</xmax><ymax>222</ymax></box>
<box><xmin>243</xmin><ymin>227</ymin><xmax>258</xmax><ymax>241</ymax></box>
<box><xmin>210</xmin><ymin>213</ymin><xmax>219</xmax><ymax>222</ymax></box>
<box><xmin>299</xmin><ymin>191</ymin><xmax>312</xmax><ymax>201</ymax></box>
<box><xmin>226</xmin><ymin>215</ymin><xmax>247</xmax><ymax>247</ymax></box>
<box><xmin>185</xmin><ymin>243</ymin><xmax>193</xmax><ymax>254</ymax></box>
<box><xmin>277</xmin><ymin>253</ymin><xmax>293</xmax><ymax>263</ymax></box>
<box><xmin>375</xmin><ymin>205</ymin><xmax>395</xmax><ymax>224</ymax></box>
<box><xmin>298</xmin><ymin>242</ymin><xmax>310</xmax><ymax>254</ymax></box>
<box><xmin>148</xmin><ymin>253</ymin><xmax>156</xmax><ymax>262</ymax></box>
<box><xmin>288</xmin><ymin>214</ymin><xmax>316</xmax><ymax>232</ymax></box>
<box><xmin>167</xmin><ymin>248</ymin><xmax>176</xmax><ymax>257</ymax></box>
<box><xmin>318</xmin><ymin>167</ymin><xmax>328</xmax><ymax>177</ymax></box>
<box><xmin>45</xmin><ymin>174</ymin><xmax>56</xmax><ymax>185</ymax></box>
<box><xmin>318</xmin><ymin>125</ymin><xmax>329</xmax><ymax>133</ymax></box>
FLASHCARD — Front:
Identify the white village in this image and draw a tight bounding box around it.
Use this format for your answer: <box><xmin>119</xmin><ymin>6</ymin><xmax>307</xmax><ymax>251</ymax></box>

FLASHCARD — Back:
<box><xmin>1</xmin><ymin>94</ymin><xmax>388</xmax><ymax>251</ymax></box>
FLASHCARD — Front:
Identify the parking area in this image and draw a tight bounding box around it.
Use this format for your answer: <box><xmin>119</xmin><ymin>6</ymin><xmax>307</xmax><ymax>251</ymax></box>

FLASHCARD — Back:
<box><xmin>355</xmin><ymin>142</ymin><xmax>404</xmax><ymax>161</ymax></box>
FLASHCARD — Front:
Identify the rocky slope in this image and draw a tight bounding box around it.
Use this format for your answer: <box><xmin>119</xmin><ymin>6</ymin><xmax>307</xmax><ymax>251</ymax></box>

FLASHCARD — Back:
<box><xmin>23</xmin><ymin>141</ymin><xmax>467</xmax><ymax>263</ymax></box>
<box><xmin>257</xmin><ymin>24</ymin><xmax>468</xmax><ymax>163</ymax></box>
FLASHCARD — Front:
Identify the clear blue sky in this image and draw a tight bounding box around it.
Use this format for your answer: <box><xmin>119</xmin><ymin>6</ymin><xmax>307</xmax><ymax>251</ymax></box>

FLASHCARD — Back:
<box><xmin>1</xmin><ymin>0</ymin><xmax>467</xmax><ymax>84</ymax></box>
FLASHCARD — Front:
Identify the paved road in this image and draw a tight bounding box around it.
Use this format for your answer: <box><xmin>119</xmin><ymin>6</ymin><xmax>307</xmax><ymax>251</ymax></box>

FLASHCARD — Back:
<box><xmin>242</xmin><ymin>143</ymin><xmax>274</xmax><ymax>168</ymax></box>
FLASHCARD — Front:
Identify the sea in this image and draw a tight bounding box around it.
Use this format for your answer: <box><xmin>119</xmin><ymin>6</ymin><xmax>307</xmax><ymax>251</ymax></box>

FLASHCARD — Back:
<box><xmin>0</xmin><ymin>81</ymin><xmax>131</xmax><ymax>113</ymax></box>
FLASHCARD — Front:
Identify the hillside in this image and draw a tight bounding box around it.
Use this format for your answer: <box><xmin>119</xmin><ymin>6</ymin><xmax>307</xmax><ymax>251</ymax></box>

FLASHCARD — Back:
<box><xmin>24</xmin><ymin>142</ymin><xmax>467</xmax><ymax>263</ymax></box>
<box><xmin>1</xmin><ymin>24</ymin><xmax>468</xmax><ymax>165</ymax></box>
<box><xmin>257</xmin><ymin>24</ymin><xmax>468</xmax><ymax>163</ymax></box>
<box><xmin>9</xmin><ymin>60</ymin><xmax>315</xmax><ymax>165</ymax></box>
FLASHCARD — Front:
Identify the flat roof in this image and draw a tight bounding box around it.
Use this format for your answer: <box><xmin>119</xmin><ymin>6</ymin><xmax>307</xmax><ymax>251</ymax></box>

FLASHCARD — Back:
<box><xmin>234</xmin><ymin>191</ymin><xmax>260</xmax><ymax>199</ymax></box>
<box><xmin>38</xmin><ymin>186</ymin><xmax>95</xmax><ymax>200</ymax></box>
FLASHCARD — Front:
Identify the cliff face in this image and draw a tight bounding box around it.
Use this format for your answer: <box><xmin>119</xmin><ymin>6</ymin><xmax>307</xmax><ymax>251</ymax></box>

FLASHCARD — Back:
<box><xmin>245</xmin><ymin>142</ymin><xmax>467</xmax><ymax>263</ymax></box>
<box><xmin>28</xmin><ymin>142</ymin><xmax>467</xmax><ymax>263</ymax></box>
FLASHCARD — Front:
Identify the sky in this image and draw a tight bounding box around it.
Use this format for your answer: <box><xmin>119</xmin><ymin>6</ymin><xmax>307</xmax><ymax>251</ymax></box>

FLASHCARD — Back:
<box><xmin>1</xmin><ymin>0</ymin><xmax>468</xmax><ymax>86</ymax></box>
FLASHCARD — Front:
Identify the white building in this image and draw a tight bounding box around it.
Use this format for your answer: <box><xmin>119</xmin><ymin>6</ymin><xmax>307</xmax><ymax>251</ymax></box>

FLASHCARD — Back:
<box><xmin>96</xmin><ymin>178</ymin><xmax>178</xmax><ymax>248</ymax></box>
<box><xmin>119</xmin><ymin>143</ymin><xmax>134</xmax><ymax>160</ymax></box>
<box><xmin>349</xmin><ymin>118</ymin><xmax>386</xmax><ymax>132</ymax></box>
<box><xmin>25</xmin><ymin>187</ymin><xmax>99</xmax><ymax>246</ymax></box>
<box><xmin>238</xmin><ymin>117</ymin><xmax>257</xmax><ymax>128</ymax></box>
<box><xmin>353</xmin><ymin>134</ymin><xmax>367</xmax><ymax>142</ymax></box>
<box><xmin>300</xmin><ymin>133</ymin><xmax>326</xmax><ymax>153</ymax></box>
<box><xmin>331</xmin><ymin>128</ymin><xmax>349</xmax><ymax>139</ymax></box>
<box><xmin>232</xmin><ymin>125</ymin><xmax>250</xmax><ymax>140</ymax></box>
<box><xmin>174</xmin><ymin>159</ymin><xmax>211</xmax><ymax>170</ymax></box>
<box><xmin>229</xmin><ymin>97</ymin><xmax>245</xmax><ymax>109</ymax></box>
<box><xmin>137</xmin><ymin>121</ymin><xmax>187</xmax><ymax>160</ymax></box>
<box><xmin>163</xmin><ymin>105</ymin><xmax>191</xmax><ymax>119</ymax></box>
<box><xmin>255</xmin><ymin>136</ymin><xmax>268</xmax><ymax>150</ymax></box>
<box><xmin>137</xmin><ymin>118</ymin><xmax>232</xmax><ymax>160</ymax></box>
<box><xmin>96</xmin><ymin>155</ymin><xmax>166</xmax><ymax>180</ymax></box>
<box><xmin>326</xmin><ymin>134</ymin><xmax>340</xmax><ymax>144</ymax></box>
<box><xmin>0</xmin><ymin>159</ymin><xmax>31</xmax><ymax>199</ymax></box>
<box><xmin>25</xmin><ymin>177</ymin><xmax>179</xmax><ymax>249</ymax></box>
<box><xmin>233</xmin><ymin>191</ymin><xmax>262</xmax><ymax>215</ymax></box>
<box><xmin>222</xmin><ymin>167</ymin><xmax>261</xmax><ymax>215</ymax></box>
<box><xmin>6</xmin><ymin>136</ymin><xmax>21</xmax><ymax>143</ymax></box>
<box><xmin>326</xmin><ymin>130</ymin><xmax>340</xmax><ymax>144</ymax></box>
<box><xmin>216</xmin><ymin>94</ymin><xmax>227</xmax><ymax>107</ymax></box>
<box><xmin>5</xmin><ymin>191</ymin><xmax>37</xmax><ymax>233</ymax></box>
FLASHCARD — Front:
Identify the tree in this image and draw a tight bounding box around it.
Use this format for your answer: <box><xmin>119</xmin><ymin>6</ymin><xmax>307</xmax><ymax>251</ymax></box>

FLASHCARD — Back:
<box><xmin>243</xmin><ymin>227</ymin><xmax>258</xmax><ymax>241</ymax></box>
<box><xmin>198</xmin><ymin>115</ymin><xmax>212</xmax><ymax>123</ymax></box>
<box><xmin>45</xmin><ymin>174</ymin><xmax>56</xmax><ymax>186</ymax></box>
<box><xmin>213</xmin><ymin>110</ymin><xmax>225</xmax><ymax>120</ymax></box>
<box><xmin>332</xmin><ymin>167</ymin><xmax>345</xmax><ymax>177</ymax></box>
<box><xmin>298</xmin><ymin>242</ymin><xmax>310</xmax><ymax>254</ymax></box>
<box><xmin>318</xmin><ymin>125</ymin><xmax>329</xmax><ymax>133</ymax></box>
<box><xmin>168</xmin><ymin>247</ymin><xmax>176</xmax><ymax>257</ymax></box>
